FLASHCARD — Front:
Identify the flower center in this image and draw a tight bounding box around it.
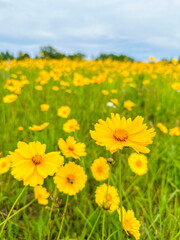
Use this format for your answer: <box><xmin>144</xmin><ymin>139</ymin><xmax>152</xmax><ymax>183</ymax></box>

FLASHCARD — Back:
<box><xmin>68</xmin><ymin>146</ymin><xmax>74</xmax><ymax>151</ymax></box>
<box><xmin>67</xmin><ymin>174</ymin><xmax>75</xmax><ymax>184</ymax></box>
<box><xmin>113</xmin><ymin>129</ymin><xmax>128</xmax><ymax>141</ymax></box>
<box><xmin>1</xmin><ymin>162</ymin><xmax>7</xmax><ymax>168</ymax></box>
<box><xmin>136</xmin><ymin>160</ymin><xmax>142</xmax><ymax>167</ymax></box>
<box><xmin>32</xmin><ymin>154</ymin><xmax>42</xmax><ymax>165</ymax></box>
<box><xmin>97</xmin><ymin>166</ymin><xmax>103</xmax><ymax>173</ymax></box>
<box><xmin>106</xmin><ymin>193</ymin><xmax>112</xmax><ymax>202</ymax></box>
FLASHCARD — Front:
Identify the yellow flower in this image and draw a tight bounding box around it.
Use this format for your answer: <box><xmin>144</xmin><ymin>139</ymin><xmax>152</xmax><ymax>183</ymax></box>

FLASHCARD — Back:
<box><xmin>54</xmin><ymin>162</ymin><xmax>87</xmax><ymax>195</ymax></box>
<box><xmin>9</xmin><ymin>141</ymin><xmax>64</xmax><ymax>186</ymax></box>
<box><xmin>57</xmin><ymin>106</ymin><xmax>71</xmax><ymax>118</ymax></box>
<box><xmin>171</xmin><ymin>58</ymin><xmax>178</xmax><ymax>64</ymax></box>
<box><xmin>171</xmin><ymin>82</ymin><xmax>180</xmax><ymax>91</ymax></box>
<box><xmin>128</xmin><ymin>153</ymin><xmax>148</xmax><ymax>175</ymax></box>
<box><xmin>18</xmin><ymin>126</ymin><xmax>24</xmax><ymax>131</ymax></box>
<box><xmin>40</xmin><ymin>104</ymin><xmax>50</xmax><ymax>112</ymax></box>
<box><xmin>95</xmin><ymin>184</ymin><xmax>120</xmax><ymax>212</ymax></box>
<box><xmin>157</xmin><ymin>123</ymin><xmax>168</xmax><ymax>134</ymax></box>
<box><xmin>63</xmin><ymin>119</ymin><xmax>79</xmax><ymax>133</ymax></box>
<box><xmin>35</xmin><ymin>85</ymin><xmax>43</xmax><ymax>91</ymax></box>
<box><xmin>169</xmin><ymin>127</ymin><xmax>180</xmax><ymax>136</ymax></box>
<box><xmin>3</xmin><ymin>94</ymin><xmax>18</xmax><ymax>103</ymax></box>
<box><xmin>90</xmin><ymin>113</ymin><xmax>155</xmax><ymax>154</ymax></box>
<box><xmin>52</xmin><ymin>86</ymin><xmax>59</xmax><ymax>91</ymax></box>
<box><xmin>58</xmin><ymin>136</ymin><xmax>86</xmax><ymax>159</ymax></box>
<box><xmin>124</xmin><ymin>100</ymin><xmax>135</xmax><ymax>111</ymax></box>
<box><xmin>91</xmin><ymin>157</ymin><xmax>109</xmax><ymax>181</ymax></box>
<box><xmin>110</xmin><ymin>98</ymin><xmax>118</xmax><ymax>105</ymax></box>
<box><xmin>102</xmin><ymin>90</ymin><xmax>109</xmax><ymax>95</ymax></box>
<box><xmin>142</xmin><ymin>80</ymin><xmax>150</xmax><ymax>85</ymax></box>
<box><xmin>149</xmin><ymin>56</ymin><xmax>155</xmax><ymax>62</ymax></box>
<box><xmin>29</xmin><ymin>122</ymin><xmax>49</xmax><ymax>131</ymax></box>
<box><xmin>111</xmin><ymin>89</ymin><xmax>117</xmax><ymax>93</ymax></box>
<box><xmin>118</xmin><ymin>207</ymin><xmax>140</xmax><ymax>240</ymax></box>
<box><xmin>34</xmin><ymin>185</ymin><xmax>50</xmax><ymax>205</ymax></box>
<box><xmin>0</xmin><ymin>157</ymin><xmax>11</xmax><ymax>175</ymax></box>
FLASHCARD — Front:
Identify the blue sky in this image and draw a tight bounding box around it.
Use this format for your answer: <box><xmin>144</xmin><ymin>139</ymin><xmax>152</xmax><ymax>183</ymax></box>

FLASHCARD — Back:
<box><xmin>0</xmin><ymin>0</ymin><xmax>180</xmax><ymax>60</ymax></box>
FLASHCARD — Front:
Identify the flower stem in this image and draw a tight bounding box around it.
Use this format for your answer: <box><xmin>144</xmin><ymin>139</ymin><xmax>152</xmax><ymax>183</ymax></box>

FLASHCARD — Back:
<box><xmin>87</xmin><ymin>209</ymin><xmax>102</xmax><ymax>240</ymax></box>
<box><xmin>47</xmin><ymin>188</ymin><xmax>57</xmax><ymax>240</ymax></box>
<box><xmin>119</xmin><ymin>150</ymin><xmax>123</xmax><ymax>239</ymax></box>
<box><xmin>0</xmin><ymin>186</ymin><xmax>27</xmax><ymax>237</ymax></box>
<box><xmin>102</xmin><ymin>210</ymin><xmax>106</xmax><ymax>240</ymax></box>
<box><xmin>57</xmin><ymin>194</ymin><xmax>69</xmax><ymax>240</ymax></box>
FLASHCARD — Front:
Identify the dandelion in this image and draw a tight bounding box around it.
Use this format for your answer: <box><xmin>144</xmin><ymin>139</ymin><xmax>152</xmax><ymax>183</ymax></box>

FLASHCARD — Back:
<box><xmin>29</xmin><ymin>122</ymin><xmax>49</xmax><ymax>131</ymax></box>
<box><xmin>157</xmin><ymin>123</ymin><xmax>168</xmax><ymax>133</ymax></box>
<box><xmin>95</xmin><ymin>184</ymin><xmax>120</xmax><ymax>211</ymax></box>
<box><xmin>34</xmin><ymin>186</ymin><xmax>50</xmax><ymax>205</ymax></box>
<box><xmin>0</xmin><ymin>157</ymin><xmax>11</xmax><ymax>175</ymax></box>
<box><xmin>128</xmin><ymin>153</ymin><xmax>148</xmax><ymax>175</ymax></box>
<box><xmin>124</xmin><ymin>100</ymin><xmax>135</xmax><ymax>111</ymax></box>
<box><xmin>118</xmin><ymin>207</ymin><xmax>140</xmax><ymax>240</ymax></box>
<box><xmin>91</xmin><ymin>157</ymin><xmax>109</xmax><ymax>181</ymax></box>
<box><xmin>3</xmin><ymin>94</ymin><xmax>18</xmax><ymax>103</ymax></box>
<box><xmin>54</xmin><ymin>162</ymin><xmax>87</xmax><ymax>195</ymax></box>
<box><xmin>40</xmin><ymin>104</ymin><xmax>49</xmax><ymax>112</ymax></box>
<box><xmin>63</xmin><ymin>119</ymin><xmax>79</xmax><ymax>133</ymax></box>
<box><xmin>57</xmin><ymin>106</ymin><xmax>71</xmax><ymax>118</ymax></box>
<box><xmin>58</xmin><ymin>136</ymin><xmax>86</xmax><ymax>159</ymax></box>
<box><xmin>90</xmin><ymin>113</ymin><xmax>155</xmax><ymax>154</ymax></box>
<box><xmin>9</xmin><ymin>141</ymin><xmax>64</xmax><ymax>186</ymax></box>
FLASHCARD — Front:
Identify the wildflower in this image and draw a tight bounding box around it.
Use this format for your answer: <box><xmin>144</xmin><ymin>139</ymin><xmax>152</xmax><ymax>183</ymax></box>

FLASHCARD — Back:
<box><xmin>34</xmin><ymin>186</ymin><xmax>50</xmax><ymax>205</ymax></box>
<box><xmin>142</xmin><ymin>80</ymin><xmax>150</xmax><ymax>85</ymax></box>
<box><xmin>9</xmin><ymin>141</ymin><xmax>64</xmax><ymax>186</ymax></box>
<box><xmin>95</xmin><ymin>184</ymin><xmax>120</xmax><ymax>212</ymax></box>
<box><xmin>111</xmin><ymin>89</ymin><xmax>117</xmax><ymax>93</ymax></box>
<box><xmin>90</xmin><ymin>113</ymin><xmax>155</xmax><ymax>154</ymax></box>
<box><xmin>52</xmin><ymin>86</ymin><xmax>59</xmax><ymax>91</ymax></box>
<box><xmin>91</xmin><ymin>157</ymin><xmax>109</xmax><ymax>181</ymax></box>
<box><xmin>169</xmin><ymin>127</ymin><xmax>180</xmax><ymax>136</ymax></box>
<box><xmin>149</xmin><ymin>56</ymin><xmax>155</xmax><ymax>62</ymax></box>
<box><xmin>102</xmin><ymin>90</ymin><xmax>109</xmax><ymax>95</ymax></box>
<box><xmin>40</xmin><ymin>104</ymin><xmax>49</xmax><ymax>112</ymax></box>
<box><xmin>29</xmin><ymin>122</ymin><xmax>49</xmax><ymax>131</ymax></box>
<box><xmin>128</xmin><ymin>153</ymin><xmax>148</xmax><ymax>175</ymax></box>
<box><xmin>35</xmin><ymin>85</ymin><xmax>43</xmax><ymax>91</ymax></box>
<box><xmin>63</xmin><ymin>119</ymin><xmax>79</xmax><ymax>133</ymax></box>
<box><xmin>157</xmin><ymin>123</ymin><xmax>168</xmax><ymax>133</ymax></box>
<box><xmin>18</xmin><ymin>126</ymin><xmax>24</xmax><ymax>131</ymax></box>
<box><xmin>110</xmin><ymin>98</ymin><xmax>118</xmax><ymax>105</ymax></box>
<box><xmin>171</xmin><ymin>82</ymin><xmax>180</xmax><ymax>91</ymax></box>
<box><xmin>0</xmin><ymin>157</ymin><xmax>11</xmax><ymax>175</ymax></box>
<box><xmin>54</xmin><ymin>162</ymin><xmax>87</xmax><ymax>195</ymax></box>
<box><xmin>124</xmin><ymin>100</ymin><xmax>135</xmax><ymax>111</ymax></box>
<box><xmin>58</xmin><ymin>136</ymin><xmax>86</xmax><ymax>159</ymax></box>
<box><xmin>57</xmin><ymin>106</ymin><xmax>71</xmax><ymax>118</ymax></box>
<box><xmin>118</xmin><ymin>207</ymin><xmax>140</xmax><ymax>240</ymax></box>
<box><xmin>171</xmin><ymin>58</ymin><xmax>178</xmax><ymax>64</ymax></box>
<box><xmin>3</xmin><ymin>94</ymin><xmax>18</xmax><ymax>103</ymax></box>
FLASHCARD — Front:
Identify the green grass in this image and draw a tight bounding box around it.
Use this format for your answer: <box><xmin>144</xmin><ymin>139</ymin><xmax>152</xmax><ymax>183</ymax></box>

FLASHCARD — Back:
<box><xmin>0</xmin><ymin>59</ymin><xmax>180</xmax><ymax>239</ymax></box>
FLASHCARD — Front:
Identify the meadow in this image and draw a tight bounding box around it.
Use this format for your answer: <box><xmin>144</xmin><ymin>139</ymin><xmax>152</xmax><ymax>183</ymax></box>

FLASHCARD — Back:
<box><xmin>0</xmin><ymin>57</ymin><xmax>180</xmax><ymax>240</ymax></box>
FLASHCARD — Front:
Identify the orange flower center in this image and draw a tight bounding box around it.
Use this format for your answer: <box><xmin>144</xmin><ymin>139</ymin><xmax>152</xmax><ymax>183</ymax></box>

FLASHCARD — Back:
<box><xmin>136</xmin><ymin>160</ymin><xmax>142</xmax><ymax>167</ymax></box>
<box><xmin>1</xmin><ymin>162</ymin><xmax>7</xmax><ymax>168</ymax></box>
<box><xmin>68</xmin><ymin>146</ymin><xmax>74</xmax><ymax>151</ymax></box>
<box><xmin>97</xmin><ymin>166</ymin><xmax>103</xmax><ymax>173</ymax></box>
<box><xmin>32</xmin><ymin>154</ymin><xmax>42</xmax><ymax>165</ymax></box>
<box><xmin>67</xmin><ymin>174</ymin><xmax>75</xmax><ymax>184</ymax></box>
<box><xmin>113</xmin><ymin>129</ymin><xmax>128</xmax><ymax>141</ymax></box>
<box><xmin>106</xmin><ymin>193</ymin><xmax>112</xmax><ymax>202</ymax></box>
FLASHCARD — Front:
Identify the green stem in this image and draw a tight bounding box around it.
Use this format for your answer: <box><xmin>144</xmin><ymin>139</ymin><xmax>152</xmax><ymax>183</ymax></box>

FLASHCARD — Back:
<box><xmin>87</xmin><ymin>209</ymin><xmax>102</xmax><ymax>240</ymax></box>
<box><xmin>102</xmin><ymin>210</ymin><xmax>106</xmax><ymax>240</ymax></box>
<box><xmin>47</xmin><ymin>188</ymin><xmax>57</xmax><ymax>240</ymax></box>
<box><xmin>0</xmin><ymin>186</ymin><xmax>27</xmax><ymax>237</ymax></box>
<box><xmin>0</xmin><ymin>199</ymin><xmax>35</xmax><ymax>226</ymax></box>
<box><xmin>57</xmin><ymin>194</ymin><xmax>69</xmax><ymax>240</ymax></box>
<box><xmin>119</xmin><ymin>150</ymin><xmax>123</xmax><ymax>239</ymax></box>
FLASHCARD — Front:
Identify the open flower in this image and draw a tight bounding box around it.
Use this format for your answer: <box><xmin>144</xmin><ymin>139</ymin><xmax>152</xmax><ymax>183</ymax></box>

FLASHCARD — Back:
<box><xmin>157</xmin><ymin>123</ymin><xmax>168</xmax><ymax>134</ymax></box>
<box><xmin>95</xmin><ymin>184</ymin><xmax>120</xmax><ymax>212</ymax></box>
<box><xmin>63</xmin><ymin>119</ymin><xmax>79</xmax><ymax>133</ymax></box>
<box><xmin>90</xmin><ymin>113</ymin><xmax>155</xmax><ymax>154</ymax></box>
<box><xmin>118</xmin><ymin>207</ymin><xmax>140</xmax><ymax>240</ymax></box>
<box><xmin>34</xmin><ymin>185</ymin><xmax>50</xmax><ymax>205</ymax></box>
<box><xmin>0</xmin><ymin>157</ymin><xmax>11</xmax><ymax>175</ymax></box>
<box><xmin>128</xmin><ymin>153</ymin><xmax>148</xmax><ymax>175</ymax></box>
<box><xmin>40</xmin><ymin>104</ymin><xmax>49</xmax><ymax>112</ymax></box>
<box><xmin>91</xmin><ymin>157</ymin><xmax>109</xmax><ymax>181</ymax></box>
<box><xmin>54</xmin><ymin>162</ymin><xmax>87</xmax><ymax>195</ymax></box>
<box><xmin>3</xmin><ymin>94</ymin><xmax>18</xmax><ymax>103</ymax></box>
<box><xmin>9</xmin><ymin>141</ymin><xmax>64</xmax><ymax>186</ymax></box>
<box><xmin>124</xmin><ymin>100</ymin><xmax>135</xmax><ymax>111</ymax></box>
<box><xmin>29</xmin><ymin>122</ymin><xmax>49</xmax><ymax>131</ymax></box>
<box><xmin>169</xmin><ymin>127</ymin><xmax>180</xmax><ymax>136</ymax></box>
<box><xmin>58</xmin><ymin>136</ymin><xmax>86</xmax><ymax>159</ymax></box>
<box><xmin>57</xmin><ymin>106</ymin><xmax>71</xmax><ymax>118</ymax></box>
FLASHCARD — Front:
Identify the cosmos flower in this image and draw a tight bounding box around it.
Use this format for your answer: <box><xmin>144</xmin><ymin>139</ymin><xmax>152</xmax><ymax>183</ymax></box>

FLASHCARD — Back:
<box><xmin>52</xmin><ymin>86</ymin><xmax>59</xmax><ymax>91</ymax></box>
<box><xmin>9</xmin><ymin>141</ymin><xmax>64</xmax><ymax>186</ymax></box>
<box><xmin>57</xmin><ymin>106</ymin><xmax>71</xmax><ymax>118</ymax></box>
<box><xmin>102</xmin><ymin>90</ymin><xmax>109</xmax><ymax>95</ymax></box>
<box><xmin>0</xmin><ymin>157</ymin><xmax>11</xmax><ymax>175</ymax></box>
<box><xmin>118</xmin><ymin>207</ymin><xmax>140</xmax><ymax>240</ymax></box>
<box><xmin>18</xmin><ymin>126</ymin><xmax>24</xmax><ymax>131</ymax></box>
<box><xmin>110</xmin><ymin>99</ymin><xmax>118</xmax><ymax>105</ymax></box>
<box><xmin>149</xmin><ymin>56</ymin><xmax>155</xmax><ymax>62</ymax></box>
<box><xmin>29</xmin><ymin>122</ymin><xmax>49</xmax><ymax>131</ymax></box>
<box><xmin>58</xmin><ymin>136</ymin><xmax>86</xmax><ymax>159</ymax></box>
<box><xmin>157</xmin><ymin>123</ymin><xmax>168</xmax><ymax>134</ymax></box>
<box><xmin>169</xmin><ymin>127</ymin><xmax>180</xmax><ymax>136</ymax></box>
<box><xmin>35</xmin><ymin>85</ymin><xmax>43</xmax><ymax>91</ymax></box>
<box><xmin>34</xmin><ymin>185</ymin><xmax>50</xmax><ymax>205</ymax></box>
<box><xmin>128</xmin><ymin>153</ymin><xmax>148</xmax><ymax>175</ymax></box>
<box><xmin>54</xmin><ymin>162</ymin><xmax>87</xmax><ymax>195</ymax></box>
<box><xmin>124</xmin><ymin>100</ymin><xmax>135</xmax><ymax>111</ymax></box>
<box><xmin>95</xmin><ymin>184</ymin><xmax>120</xmax><ymax>212</ymax></box>
<box><xmin>63</xmin><ymin>119</ymin><xmax>79</xmax><ymax>133</ymax></box>
<box><xmin>90</xmin><ymin>113</ymin><xmax>155</xmax><ymax>154</ymax></box>
<box><xmin>91</xmin><ymin>157</ymin><xmax>109</xmax><ymax>181</ymax></box>
<box><xmin>40</xmin><ymin>104</ymin><xmax>50</xmax><ymax>112</ymax></box>
<box><xmin>3</xmin><ymin>94</ymin><xmax>18</xmax><ymax>103</ymax></box>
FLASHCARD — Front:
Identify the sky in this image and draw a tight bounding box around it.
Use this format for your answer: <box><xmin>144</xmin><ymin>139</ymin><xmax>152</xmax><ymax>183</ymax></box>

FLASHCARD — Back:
<box><xmin>0</xmin><ymin>0</ymin><xmax>180</xmax><ymax>61</ymax></box>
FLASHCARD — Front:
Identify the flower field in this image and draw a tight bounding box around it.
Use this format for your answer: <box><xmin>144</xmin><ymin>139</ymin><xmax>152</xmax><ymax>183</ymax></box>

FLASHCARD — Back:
<box><xmin>0</xmin><ymin>58</ymin><xmax>180</xmax><ymax>239</ymax></box>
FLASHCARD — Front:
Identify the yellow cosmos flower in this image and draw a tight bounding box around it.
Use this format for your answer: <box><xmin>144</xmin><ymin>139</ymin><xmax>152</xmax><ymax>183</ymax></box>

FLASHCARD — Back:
<box><xmin>40</xmin><ymin>104</ymin><xmax>49</xmax><ymax>112</ymax></box>
<box><xmin>149</xmin><ymin>56</ymin><xmax>155</xmax><ymax>62</ymax></box>
<box><xmin>142</xmin><ymin>80</ymin><xmax>150</xmax><ymax>85</ymax></box>
<box><xmin>110</xmin><ymin>98</ymin><xmax>118</xmax><ymax>105</ymax></box>
<box><xmin>128</xmin><ymin>153</ymin><xmax>148</xmax><ymax>175</ymax></box>
<box><xmin>18</xmin><ymin>126</ymin><xmax>24</xmax><ymax>131</ymax></box>
<box><xmin>91</xmin><ymin>157</ymin><xmax>109</xmax><ymax>181</ymax></box>
<box><xmin>35</xmin><ymin>85</ymin><xmax>43</xmax><ymax>91</ymax></box>
<box><xmin>171</xmin><ymin>58</ymin><xmax>178</xmax><ymax>64</ymax></box>
<box><xmin>118</xmin><ymin>207</ymin><xmax>140</xmax><ymax>240</ymax></box>
<box><xmin>34</xmin><ymin>185</ymin><xmax>50</xmax><ymax>205</ymax></box>
<box><xmin>29</xmin><ymin>122</ymin><xmax>49</xmax><ymax>131</ymax></box>
<box><xmin>169</xmin><ymin>127</ymin><xmax>180</xmax><ymax>136</ymax></box>
<box><xmin>111</xmin><ymin>89</ymin><xmax>117</xmax><ymax>93</ymax></box>
<box><xmin>0</xmin><ymin>157</ymin><xmax>11</xmax><ymax>175</ymax></box>
<box><xmin>90</xmin><ymin>113</ymin><xmax>155</xmax><ymax>154</ymax></box>
<box><xmin>9</xmin><ymin>141</ymin><xmax>64</xmax><ymax>186</ymax></box>
<box><xmin>63</xmin><ymin>119</ymin><xmax>80</xmax><ymax>133</ymax></box>
<box><xmin>52</xmin><ymin>86</ymin><xmax>59</xmax><ymax>91</ymax></box>
<box><xmin>124</xmin><ymin>100</ymin><xmax>135</xmax><ymax>111</ymax></box>
<box><xmin>54</xmin><ymin>162</ymin><xmax>87</xmax><ymax>195</ymax></box>
<box><xmin>95</xmin><ymin>184</ymin><xmax>120</xmax><ymax>212</ymax></box>
<box><xmin>57</xmin><ymin>106</ymin><xmax>71</xmax><ymax>118</ymax></box>
<box><xmin>3</xmin><ymin>94</ymin><xmax>18</xmax><ymax>103</ymax></box>
<box><xmin>157</xmin><ymin>123</ymin><xmax>168</xmax><ymax>134</ymax></box>
<box><xmin>102</xmin><ymin>90</ymin><xmax>109</xmax><ymax>95</ymax></box>
<box><xmin>171</xmin><ymin>82</ymin><xmax>180</xmax><ymax>91</ymax></box>
<box><xmin>58</xmin><ymin>136</ymin><xmax>86</xmax><ymax>159</ymax></box>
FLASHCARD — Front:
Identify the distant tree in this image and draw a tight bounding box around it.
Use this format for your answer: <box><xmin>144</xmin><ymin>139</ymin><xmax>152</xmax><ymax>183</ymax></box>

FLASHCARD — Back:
<box><xmin>96</xmin><ymin>53</ymin><xmax>134</xmax><ymax>62</ymax></box>
<box><xmin>0</xmin><ymin>51</ymin><xmax>14</xmax><ymax>60</ymax></box>
<box><xmin>67</xmin><ymin>53</ymin><xmax>86</xmax><ymax>60</ymax></box>
<box><xmin>40</xmin><ymin>46</ymin><xmax>66</xmax><ymax>59</ymax></box>
<box><xmin>17</xmin><ymin>52</ymin><xmax>30</xmax><ymax>60</ymax></box>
